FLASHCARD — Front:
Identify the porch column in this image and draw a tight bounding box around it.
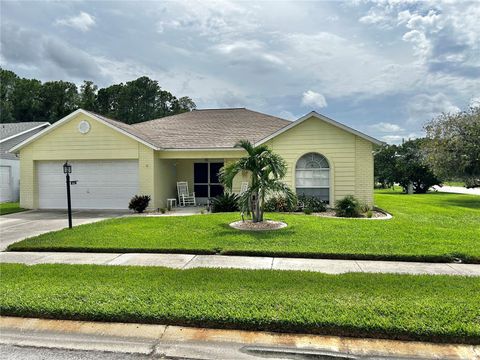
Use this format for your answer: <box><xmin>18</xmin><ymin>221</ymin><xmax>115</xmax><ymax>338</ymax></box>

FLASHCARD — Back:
<box><xmin>138</xmin><ymin>144</ymin><xmax>157</xmax><ymax>210</ymax></box>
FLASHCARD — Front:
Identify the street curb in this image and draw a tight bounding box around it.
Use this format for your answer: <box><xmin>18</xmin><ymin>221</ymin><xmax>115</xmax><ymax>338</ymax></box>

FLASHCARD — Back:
<box><xmin>1</xmin><ymin>316</ymin><xmax>478</xmax><ymax>359</ymax></box>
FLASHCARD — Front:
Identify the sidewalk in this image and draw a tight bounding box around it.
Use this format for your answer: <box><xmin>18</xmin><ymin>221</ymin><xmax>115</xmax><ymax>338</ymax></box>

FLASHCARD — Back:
<box><xmin>1</xmin><ymin>316</ymin><xmax>478</xmax><ymax>360</ymax></box>
<box><xmin>1</xmin><ymin>251</ymin><xmax>479</xmax><ymax>276</ymax></box>
<box><xmin>432</xmin><ymin>185</ymin><xmax>480</xmax><ymax>195</ymax></box>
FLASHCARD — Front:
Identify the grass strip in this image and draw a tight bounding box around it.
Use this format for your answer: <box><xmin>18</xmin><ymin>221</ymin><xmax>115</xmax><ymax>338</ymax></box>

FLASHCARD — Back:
<box><xmin>1</xmin><ymin>263</ymin><xmax>479</xmax><ymax>344</ymax></box>
<box><xmin>0</xmin><ymin>202</ymin><xmax>26</xmax><ymax>216</ymax></box>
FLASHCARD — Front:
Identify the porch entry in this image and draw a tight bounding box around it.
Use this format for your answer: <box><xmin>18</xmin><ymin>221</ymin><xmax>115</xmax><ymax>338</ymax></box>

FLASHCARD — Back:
<box><xmin>194</xmin><ymin>162</ymin><xmax>224</xmax><ymax>203</ymax></box>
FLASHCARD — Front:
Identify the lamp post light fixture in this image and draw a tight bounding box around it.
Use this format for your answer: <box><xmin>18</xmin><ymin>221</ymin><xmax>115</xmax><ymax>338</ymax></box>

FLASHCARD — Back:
<box><xmin>63</xmin><ymin>161</ymin><xmax>73</xmax><ymax>229</ymax></box>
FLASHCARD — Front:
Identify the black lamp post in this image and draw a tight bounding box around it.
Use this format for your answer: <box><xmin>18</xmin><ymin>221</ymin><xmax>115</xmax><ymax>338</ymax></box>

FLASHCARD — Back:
<box><xmin>63</xmin><ymin>161</ymin><xmax>73</xmax><ymax>228</ymax></box>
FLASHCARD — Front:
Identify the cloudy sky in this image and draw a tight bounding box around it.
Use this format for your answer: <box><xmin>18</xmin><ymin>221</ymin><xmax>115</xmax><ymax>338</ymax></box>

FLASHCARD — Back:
<box><xmin>1</xmin><ymin>0</ymin><xmax>479</xmax><ymax>143</ymax></box>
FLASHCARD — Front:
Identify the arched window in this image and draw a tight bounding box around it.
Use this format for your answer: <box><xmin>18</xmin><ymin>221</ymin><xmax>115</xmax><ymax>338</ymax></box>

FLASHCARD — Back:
<box><xmin>295</xmin><ymin>153</ymin><xmax>330</xmax><ymax>202</ymax></box>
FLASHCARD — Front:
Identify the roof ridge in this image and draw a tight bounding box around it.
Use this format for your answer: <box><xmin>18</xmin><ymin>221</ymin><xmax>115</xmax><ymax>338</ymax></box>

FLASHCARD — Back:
<box><xmin>193</xmin><ymin>107</ymin><xmax>246</xmax><ymax>111</ymax></box>
<box><xmin>132</xmin><ymin>108</ymin><xmax>291</xmax><ymax>127</ymax></box>
<box><xmin>242</xmin><ymin>108</ymin><xmax>291</xmax><ymax>124</ymax></box>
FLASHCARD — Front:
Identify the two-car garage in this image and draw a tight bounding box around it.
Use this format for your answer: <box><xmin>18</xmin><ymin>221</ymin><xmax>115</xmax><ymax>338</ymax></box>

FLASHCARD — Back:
<box><xmin>37</xmin><ymin>160</ymin><xmax>139</xmax><ymax>210</ymax></box>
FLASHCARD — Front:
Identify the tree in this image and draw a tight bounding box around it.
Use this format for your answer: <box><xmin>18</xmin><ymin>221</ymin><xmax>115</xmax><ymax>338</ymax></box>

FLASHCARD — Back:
<box><xmin>0</xmin><ymin>68</ymin><xmax>196</xmax><ymax>124</ymax></box>
<box><xmin>395</xmin><ymin>139</ymin><xmax>441</xmax><ymax>193</ymax></box>
<box><xmin>96</xmin><ymin>84</ymin><xmax>123</xmax><ymax>118</ymax></box>
<box><xmin>79</xmin><ymin>80</ymin><xmax>98</xmax><ymax>111</ymax></box>
<box><xmin>220</xmin><ymin>140</ymin><xmax>295</xmax><ymax>223</ymax></box>
<box><xmin>424</xmin><ymin>107</ymin><xmax>480</xmax><ymax>188</ymax></box>
<box><xmin>374</xmin><ymin>144</ymin><xmax>398</xmax><ymax>188</ymax></box>
<box><xmin>175</xmin><ymin>96</ymin><xmax>197</xmax><ymax>113</ymax></box>
<box><xmin>0</xmin><ymin>68</ymin><xmax>18</xmax><ymax>123</ymax></box>
<box><xmin>11</xmin><ymin>78</ymin><xmax>43</xmax><ymax>122</ymax></box>
<box><xmin>39</xmin><ymin>81</ymin><xmax>79</xmax><ymax>122</ymax></box>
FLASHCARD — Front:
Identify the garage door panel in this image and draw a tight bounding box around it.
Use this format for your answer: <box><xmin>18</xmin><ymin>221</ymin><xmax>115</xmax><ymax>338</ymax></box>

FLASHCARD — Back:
<box><xmin>37</xmin><ymin>160</ymin><xmax>139</xmax><ymax>209</ymax></box>
<box><xmin>0</xmin><ymin>166</ymin><xmax>12</xmax><ymax>203</ymax></box>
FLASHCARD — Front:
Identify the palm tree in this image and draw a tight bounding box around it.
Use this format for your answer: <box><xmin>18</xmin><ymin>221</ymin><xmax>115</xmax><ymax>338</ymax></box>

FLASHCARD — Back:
<box><xmin>220</xmin><ymin>140</ymin><xmax>296</xmax><ymax>223</ymax></box>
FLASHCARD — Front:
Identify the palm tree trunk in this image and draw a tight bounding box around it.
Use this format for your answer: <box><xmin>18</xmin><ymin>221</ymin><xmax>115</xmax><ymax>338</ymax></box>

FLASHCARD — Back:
<box><xmin>259</xmin><ymin>189</ymin><xmax>265</xmax><ymax>222</ymax></box>
<box><xmin>253</xmin><ymin>191</ymin><xmax>260</xmax><ymax>222</ymax></box>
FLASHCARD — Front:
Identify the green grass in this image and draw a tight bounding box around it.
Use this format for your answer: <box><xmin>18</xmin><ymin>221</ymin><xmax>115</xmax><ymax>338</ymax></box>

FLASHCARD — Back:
<box><xmin>1</xmin><ymin>263</ymin><xmax>478</xmax><ymax>344</ymax></box>
<box><xmin>8</xmin><ymin>190</ymin><xmax>480</xmax><ymax>263</ymax></box>
<box><xmin>0</xmin><ymin>202</ymin><xmax>26</xmax><ymax>216</ymax></box>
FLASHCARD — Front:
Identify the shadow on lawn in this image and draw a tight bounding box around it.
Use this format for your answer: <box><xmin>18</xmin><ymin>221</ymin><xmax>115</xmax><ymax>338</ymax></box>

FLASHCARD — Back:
<box><xmin>427</xmin><ymin>192</ymin><xmax>480</xmax><ymax>210</ymax></box>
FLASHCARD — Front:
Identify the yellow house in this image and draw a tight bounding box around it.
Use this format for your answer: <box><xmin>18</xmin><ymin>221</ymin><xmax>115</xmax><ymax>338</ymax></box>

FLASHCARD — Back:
<box><xmin>10</xmin><ymin>108</ymin><xmax>382</xmax><ymax>210</ymax></box>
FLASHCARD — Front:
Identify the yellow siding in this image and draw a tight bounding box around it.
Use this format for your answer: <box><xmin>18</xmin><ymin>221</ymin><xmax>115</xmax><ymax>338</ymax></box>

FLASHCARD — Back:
<box><xmin>355</xmin><ymin>137</ymin><xmax>374</xmax><ymax>205</ymax></box>
<box><xmin>138</xmin><ymin>144</ymin><xmax>156</xmax><ymax>209</ymax></box>
<box><xmin>19</xmin><ymin>147</ymin><xmax>36</xmax><ymax>209</ymax></box>
<box><xmin>175</xmin><ymin>159</ymin><xmax>195</xmax><ymax>192</ymax></box>
<box><xmin>24</xmin><ymin>113</ymin><xmax>139</xmax><ymax>161</ymax></box>
<box><xmin>155</xmin><ymin>159</ymin><xmax>176</xmax><ymax>208</ymax></box>
<box><xmin>266</xmin><ymin>116</ymin><xmax>374</xmax><ymax>205</ymax></box>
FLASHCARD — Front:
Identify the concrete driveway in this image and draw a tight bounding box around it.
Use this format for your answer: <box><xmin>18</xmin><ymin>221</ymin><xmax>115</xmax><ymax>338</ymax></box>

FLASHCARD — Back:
<box><xmin>0</xmin><ymin>210</ymin><xmax>126</xmax><ymax>251</ymax></box>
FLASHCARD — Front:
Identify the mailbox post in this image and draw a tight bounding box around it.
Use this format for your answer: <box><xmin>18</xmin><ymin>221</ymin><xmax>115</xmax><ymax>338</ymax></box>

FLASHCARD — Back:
<box><xmin>63</xmin><ymin>161</ymin><xmax>73</xmax><ymax>229</ymax></box>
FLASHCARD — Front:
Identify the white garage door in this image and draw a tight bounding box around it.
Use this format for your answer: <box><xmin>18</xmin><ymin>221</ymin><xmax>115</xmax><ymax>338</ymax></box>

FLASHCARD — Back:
<box><xmin>0</xmin><ymin>166</ymin><xmax>12</xmax><ymax>203</ymax></box>
<box><xmin>37</xmin><ymin>160</ymin><xmax>139</xmax><ymax>209</ymax></box>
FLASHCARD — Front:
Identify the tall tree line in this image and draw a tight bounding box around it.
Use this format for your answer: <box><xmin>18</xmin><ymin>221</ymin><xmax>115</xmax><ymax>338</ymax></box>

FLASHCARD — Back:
<box><xmin>0</xmin><ymin>68</ymin><xmax>196</xmax><ymax>124</ymax></box>
<box><xmin>374</xmin><ymin>105</ymin><xmax>480</xmax><ymax>190</ymax></box>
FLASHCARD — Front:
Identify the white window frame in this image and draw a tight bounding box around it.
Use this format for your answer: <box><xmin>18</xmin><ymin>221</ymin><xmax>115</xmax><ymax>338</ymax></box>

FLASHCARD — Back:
<box><xmin>295</xmin><ymin>153</ymin><xmax>330</xmax><ymax>201</ymax></box>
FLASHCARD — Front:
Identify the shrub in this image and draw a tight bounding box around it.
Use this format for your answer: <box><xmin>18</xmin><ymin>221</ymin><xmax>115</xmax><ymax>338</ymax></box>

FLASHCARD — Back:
<box><xmin>359</xmin><ymin>201</ymin><xmax>371</xmax><ymax>213</ymax></box>
<box><xmin>264</xmin><ymin>195</ymin><xmax>297</xmax><ymax>212</ymax></box>
<box><xmin>160</xmin><ymin>208</ymin><xmax>166</xmax><ymax>214</ymax></box>
<box><xmin>366</xmin><ymin>210</ymin><xmax>373</xmax><ymax>218</ymax></box>
<box><xmin>335</xmin><ymin>195</ymin><xmax>361</xmax><ymax>218</ymax></box>
<box><xmin>303</xmin><ymin>208</ymin><xmax>313</xmax><ymax>215</ymax></box>
<box><xmin>128</xmin><ymin>195</ymin><xmax>151</xmax><ymax>213</ymax></box>
<box><xmin>210</xmin><ymin>193</ymin><xmax>239</xmax><ymax>213</ymax></box>
<box><xmin>297</xmin><ymin>194</ymin><xmax>327</xmax><ymax>212</ymax></box>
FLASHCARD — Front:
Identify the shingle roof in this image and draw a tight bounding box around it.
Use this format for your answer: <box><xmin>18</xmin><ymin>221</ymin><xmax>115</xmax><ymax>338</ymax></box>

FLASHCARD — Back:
<box><xmin>131</xmin><ymin>108</ymin><xmax>291</xmax><ymax>149</ymax></box>
<box><xmin>0</xmin><ymin>122</ymin><xmax>49</xmax><ymax>141</ymax></box>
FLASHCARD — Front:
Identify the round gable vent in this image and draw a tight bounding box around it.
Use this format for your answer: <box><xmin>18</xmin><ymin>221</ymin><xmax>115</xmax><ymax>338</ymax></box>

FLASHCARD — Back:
<box><xmin>78</xmin><ymin>120</ymin><xmax>91</xmax><ymax>134</ymax></box>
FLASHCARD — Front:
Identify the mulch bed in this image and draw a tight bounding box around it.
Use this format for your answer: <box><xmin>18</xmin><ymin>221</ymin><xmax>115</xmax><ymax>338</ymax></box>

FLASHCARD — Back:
<box><xmin>230</xmin><ymin>220</ymin><xmax>288</xmax><ymax>231</ymax></box>
<box><xmin>313</xmin><ymin>209</ymin><xmax>390</xmax><ymax>219</ymax></box>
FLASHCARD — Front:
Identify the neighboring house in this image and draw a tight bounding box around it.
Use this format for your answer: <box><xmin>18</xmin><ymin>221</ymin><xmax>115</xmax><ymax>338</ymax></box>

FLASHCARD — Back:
<box><xmin>10</xmin><ymin>108</ymin><xmax>382</xmax><ymax>210</ymax></box>
<box><xmin>1</xmin><ymin>122</ymin><xmax>50</xmax><ymax>203</ymax></box>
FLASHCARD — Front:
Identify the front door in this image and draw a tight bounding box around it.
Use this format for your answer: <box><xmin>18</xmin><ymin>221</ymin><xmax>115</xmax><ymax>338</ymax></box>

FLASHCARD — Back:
<box><xmin>194</xmin><ymin>162</ymin><xmax>224</xmax><ymax>202</ymax></box>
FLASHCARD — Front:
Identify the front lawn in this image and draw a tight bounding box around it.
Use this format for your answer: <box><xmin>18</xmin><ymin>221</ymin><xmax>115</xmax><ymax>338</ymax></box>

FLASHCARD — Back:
<box><xmin>8</xmin><ymin>190</ymin><xmax>480</xmax><ymax>262</ymax></box>
<box><xmin>1</xmin><ymin>263</ymin><xmax>478</xmax><ymax>344</ymax></box>
<box><xmin>0</xmin><ymin>202</ymin><xmax>26</xmax><ymax>216</ymax></box>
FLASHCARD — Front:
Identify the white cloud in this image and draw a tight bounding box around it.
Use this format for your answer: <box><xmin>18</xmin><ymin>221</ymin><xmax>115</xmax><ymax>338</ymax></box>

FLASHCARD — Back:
<box><xmin>214</xmin><ymin>40</ymin><xmax>263</xmax><ymax>54</ymax></box>
<box><xmin>469</xmin><ymin>97</ymin><xmax>480</xmax><ymax>108</ymax></box>
<box><xmin>381</xmin><ymin>132</ymin><xmax>421</xmax><ymax>144</ymax></box>
<box><xmin>402</xmin><ymin>30</ymin><xmax>430</xmax><ymax>58</ymax></box>
<box><xmin>277</xmin><ymin>110</ymin><xmax>297</xmax><ymax>121</ymax></box>
<box><xmin>359</xmin><ymin>9</ymin><xmax>393</xmax><ymax>28</ymax></box>
<box><xmin>380</xmin><ymin>135</ymin><xmax>404</xmax><ymax>143</ymax></box>
<box><xmin>301</xmin><ymin>90</ymin><xmax>327</xmax><ymax>108</ymax></box>
<box><xmin>56</xmin><ymin>12</ymin><xmax>95</xmax><ymax>32</ymax></box>
<box><xmin>370</xmin><ymin>122</ymin><xmax>404</xmax><ymax>132</ymax></box>
<box><xmin>407</xmin><ymin>93</ymin><xmax>460</xmax><ymax>123</ymax></box>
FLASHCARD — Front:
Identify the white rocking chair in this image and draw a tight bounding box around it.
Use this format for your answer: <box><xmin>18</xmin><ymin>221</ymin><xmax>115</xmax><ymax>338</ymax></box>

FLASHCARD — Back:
<box><xmin>177</xmin><ymin>181</ymin><xmax>196</xmax><ymax>206</ymax></box>
<box><xmin>240</xmin><ymin>182</ymin><xmax>249</xmax><ymax>195</ymax></box>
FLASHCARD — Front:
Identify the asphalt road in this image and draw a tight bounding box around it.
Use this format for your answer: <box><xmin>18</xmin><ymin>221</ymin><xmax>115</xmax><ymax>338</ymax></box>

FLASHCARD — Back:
<box><xmin>0</xmin><ymin>344</ymin><xmax>153</xmax><ymax>360</ymax></box>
